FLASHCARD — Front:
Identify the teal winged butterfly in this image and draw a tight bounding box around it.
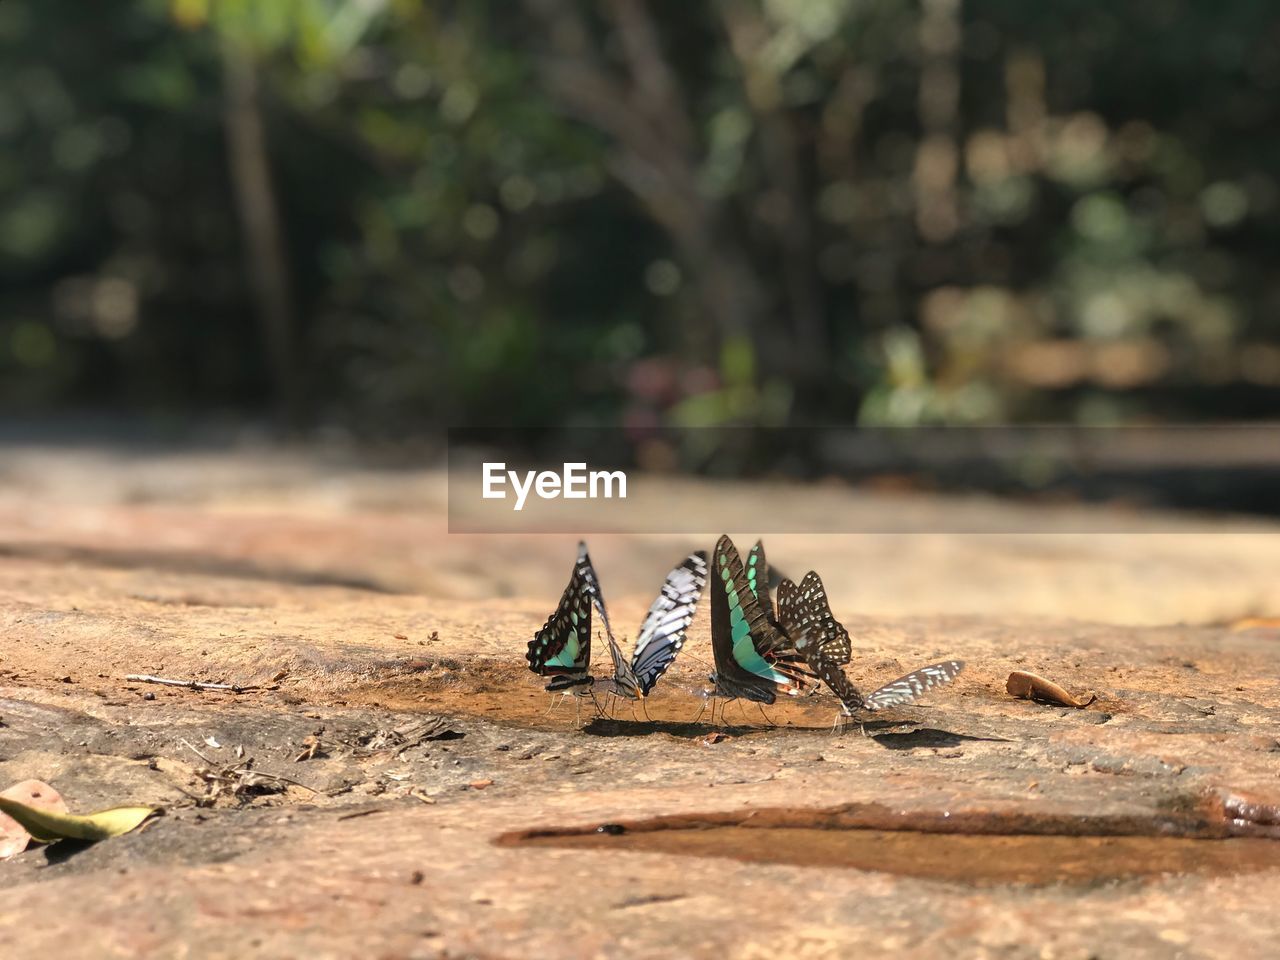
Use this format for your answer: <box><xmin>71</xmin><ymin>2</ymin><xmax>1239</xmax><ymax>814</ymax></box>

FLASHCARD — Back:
<box><xmin>526</xmin><ymin>541</ymin><xmax>609</xmax><ymax>693</ymax></box>
<box><xmin>605</xmin><ymin>551</ymin><xmax>708</xmax><ymax>699</ymax></box>
<box><xmin>777</xmin><ymin>569</ymin><xmax>965</xmax><ymax>720</ymax></box>
<box><xmin>706</xmin><ymin>535</ymin><xmax>808</xmax><ymax>709</ymax></box>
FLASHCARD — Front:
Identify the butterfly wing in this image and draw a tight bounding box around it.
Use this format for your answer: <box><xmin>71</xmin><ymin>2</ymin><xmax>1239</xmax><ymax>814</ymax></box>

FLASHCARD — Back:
<box><xmin>746</xmin><ymin>540</ymin><xmax>775</xmax><ymax>623</ymax></box>
<box><xmin>776</xmin><ymin>577</ymin><xmax>803</xmax><ymax>635</ymax></box>
<box><xmin>779</xmin><ymin>577</ymin><xmax>864</xmax><ymax>710</ymax></box>
<box><xmin>526</xmin><ymin>542</ymin><xmax>597</xmax><ymax>684</ymax></box>
<box><xmin>794</xmin><ymin>571</ymin><xmax>851</xmax><ymax>665</ymax></box>
<box><xmin>863</xmin><ymin>660</ymin><xmax>966</xmax><ymax>711</ymax></box>
<box><xmin>628</xmin><ymin>551</ymin><xmax>707</xmax><ymax>696</ymax></box>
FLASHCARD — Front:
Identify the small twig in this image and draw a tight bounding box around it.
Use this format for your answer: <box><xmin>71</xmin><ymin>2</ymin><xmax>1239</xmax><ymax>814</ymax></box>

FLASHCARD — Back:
<box><xmin>179</xmin><ymin>738</ymin><xmax>218</xmax><ymax>765</ymax></box>
<box><xmin>126</xmin><ymin>674</ymin><xmax>260</xmax><ymax>693</ymax></box>
<box><xmin>246</xmin><ymin>770</ymin><xmax>320</xmax><ymax>795</ymax></box>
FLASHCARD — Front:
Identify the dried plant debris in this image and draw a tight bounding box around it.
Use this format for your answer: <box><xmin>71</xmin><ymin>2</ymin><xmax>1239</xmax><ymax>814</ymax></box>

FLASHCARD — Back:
<box><xmin>125</xmin><ymin>674</ymin><xmax>263</xmax><ymax>693</ymax></box>
<box><xmin>1006</xmin><ymin>670</ymin><xmax>1097</xmax><ymax>708</ymax></box>
<box><xmin>348</xmin><ymin>717</ymin><xmax>462</xmax><ymax>757</ymax></box>
<box><xmin>1</xmin><ymin>780</ymin><xmax>68</xmax><ymax>859</ymax></box>
<box><xmin>294</xmin><ymin>727</ymin><xmax>326</xmax><ymax>762</ymax></box>
<box><xmin>181</xmin><ymin>740</ymin><xmax>315</xmax><ymax>807</ymax></box>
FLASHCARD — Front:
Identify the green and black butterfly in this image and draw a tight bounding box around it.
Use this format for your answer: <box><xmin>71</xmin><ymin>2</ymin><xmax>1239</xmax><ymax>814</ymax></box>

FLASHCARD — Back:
<box><xmin>605</xmin><ymin>551</ymin><xmax>708</xmax><ymax>700</ymax></box>
<box><xmin>777</xmin><ymin>569</ymin><xmax>964</xmax><ymax>717</ymax></box>
<box><xmin>526</xmin><ymin>541</ymin><xmax>609</xmax><ymax>693</ymax></box>
<box><xmin>706</xmin><ymin>535</ymin><xmax>810</xmax><ymax>709</ymax></box>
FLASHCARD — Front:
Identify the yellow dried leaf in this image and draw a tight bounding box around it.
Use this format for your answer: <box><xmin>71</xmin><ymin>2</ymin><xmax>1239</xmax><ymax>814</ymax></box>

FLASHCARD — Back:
<box><xmin>0</xmin><ymin>780</ymin><xmax>68</xmax><ymax>859</ymax></box>
<box><xmin>0</xmin><ymin>797</ymin><xmax>156</xmax><ymax>843</ymax></box>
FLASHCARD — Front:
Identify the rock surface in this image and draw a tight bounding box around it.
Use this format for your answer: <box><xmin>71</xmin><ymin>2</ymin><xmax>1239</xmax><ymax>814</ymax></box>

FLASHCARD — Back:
<box><xmin>2</xmin><ymin>444</ymin><xmax>1280</xmax><ymax>958</ymax></box>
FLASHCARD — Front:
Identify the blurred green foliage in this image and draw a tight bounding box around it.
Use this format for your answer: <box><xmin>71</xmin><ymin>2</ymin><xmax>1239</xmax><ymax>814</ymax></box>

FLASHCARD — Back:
<box><xmin>1</xmin><ymin>0</ymin><xmax>1278</xmax><ymax>433</ymax></box>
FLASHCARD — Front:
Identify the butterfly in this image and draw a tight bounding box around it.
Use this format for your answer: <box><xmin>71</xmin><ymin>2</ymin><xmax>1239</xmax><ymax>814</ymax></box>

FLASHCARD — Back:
<box><xmin>777</xmin><ymin>570</ymin><xmax>964</xmax><ymax>717</ymax></box>
<box><xmin>706</xmin><ymin>535</ymin><xmax>809</xmax><ymax>710</ymax></box>
<box><xmin>744</xmin><ymin>540</ymin><xmax>816</xmax><ymax>690</ymax></box>
<box><xmin>604</xmin><ymin>551</ymin><xmax>708</xmax><ymax>700</ymax></box>
<box><xmin>526</xmin><ymin>541</ymin><xmax>608</xmax><ymax>693</ymax></box>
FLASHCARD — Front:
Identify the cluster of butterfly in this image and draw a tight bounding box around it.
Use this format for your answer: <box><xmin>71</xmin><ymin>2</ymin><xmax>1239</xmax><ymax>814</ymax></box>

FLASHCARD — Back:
<box><xmin>526</xmin><ymin>534</ymin><xmax>965</xmax><ymax>725</ymax></box>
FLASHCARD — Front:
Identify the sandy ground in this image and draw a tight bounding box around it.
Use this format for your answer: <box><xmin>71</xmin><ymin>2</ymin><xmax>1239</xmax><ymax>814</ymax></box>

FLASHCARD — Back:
<box><xmin>2</xmin><ymin>442</ymin><xmax>1280</xmax><ymax>958</ymax></box>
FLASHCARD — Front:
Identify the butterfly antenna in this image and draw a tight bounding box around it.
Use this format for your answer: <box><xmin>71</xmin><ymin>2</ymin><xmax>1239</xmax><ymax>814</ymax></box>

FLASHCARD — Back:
<box><xmin>681</xmin><ymin>652</ymin><xmax>712</xmax><ymax>670</ymax></box>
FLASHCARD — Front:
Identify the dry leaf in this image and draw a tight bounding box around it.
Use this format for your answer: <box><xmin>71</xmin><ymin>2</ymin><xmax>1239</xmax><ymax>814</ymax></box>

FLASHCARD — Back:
<box><xmin>468</xmin><ymin>779</ymin><xmax>494</xmax><ymax>790</ymax></box>
<box><xmin>0</xmin><ymin>781</ymin><xmax>67</xmax><ymax>859</ymax></box>
<box><xmin>294</xmin><ymin>732</ymin><xmax>323</xmax><ymax>762</ymax></box>
<box><xmin>1006</xmin><ymin>670</ymin><xmax>1097</xmax><ymax>708</ymax></box>
<box><xmin>702</xmin><ymin>732</ymin><xmax>728</xmax><ymax>745</ymax></box>
<box><xmin>0</xmin><ymin>797</ymin><xmax>157</xmax><ymax>843</ymax></box>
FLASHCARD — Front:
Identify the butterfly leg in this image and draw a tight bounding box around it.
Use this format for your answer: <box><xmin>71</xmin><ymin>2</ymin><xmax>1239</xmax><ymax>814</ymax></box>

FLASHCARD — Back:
<box><xmin>543</xmin><ymin>694</ymin><xmax>561</xmax><ymax>718</ymax></box>
<box><xmin>588</xmin><ymin>687</ymin><xmax>605</xmax><ymax>720</ymax></box>
<box><xmin>638</xmin><ymin>698</ymin><xmax>651</xmax><ymax>723</ymax></box>
<box><xmin>691</xmin><ymin>697</ymin><xmax>707</xmax><ymax>725</ymax></box>
<box><xmin>755</xmin><ymin>702</ymin><xmax>775</xmax><ymax>727</ymax></box>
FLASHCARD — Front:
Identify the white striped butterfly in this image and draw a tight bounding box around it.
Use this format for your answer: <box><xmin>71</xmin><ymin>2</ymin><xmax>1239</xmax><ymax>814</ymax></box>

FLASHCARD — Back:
<box><xmin>605</xmin><ymin>551</ymin><xmax>708</xmax><ymax>699</ymax></box>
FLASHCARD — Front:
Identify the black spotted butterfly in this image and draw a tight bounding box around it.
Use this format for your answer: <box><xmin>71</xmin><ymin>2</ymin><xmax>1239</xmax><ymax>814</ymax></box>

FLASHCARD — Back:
<box><xmin>777</xmin><ymin>569</ymin><xmax>964</xmax><ymax>715</ymax></box>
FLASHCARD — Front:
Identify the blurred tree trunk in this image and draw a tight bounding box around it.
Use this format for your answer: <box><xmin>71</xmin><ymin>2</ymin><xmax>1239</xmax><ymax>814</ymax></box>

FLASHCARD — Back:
<box><xmin>522</xmin><ymin>0</ymin><xmax>768</xmax><ymax>374</ymax></box>
<box><xmin>220</xmin><ymin>37</ymin><xmax>301</xmax><ymax>432</ymax></box>
<box><xmin>915</xmin><ymin>0</ymin><xmax>962</xmax><ymax>244</ymax></box>
<box><xmin>718</xmin><ymin>0</ymin><xmax>826</xmax><ymax>380</ymax></box>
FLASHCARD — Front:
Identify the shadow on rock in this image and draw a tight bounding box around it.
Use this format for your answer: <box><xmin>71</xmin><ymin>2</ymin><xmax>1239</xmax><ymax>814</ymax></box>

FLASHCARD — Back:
<box><xmin>581</xmin><ymin>718</ymin><xmax>771</xmax><ymax>740</ymax></box>
<box><xmin>871</xmin><ymin>728</ymin><xmax>1011</xmax><ymax>750</ymax></box>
